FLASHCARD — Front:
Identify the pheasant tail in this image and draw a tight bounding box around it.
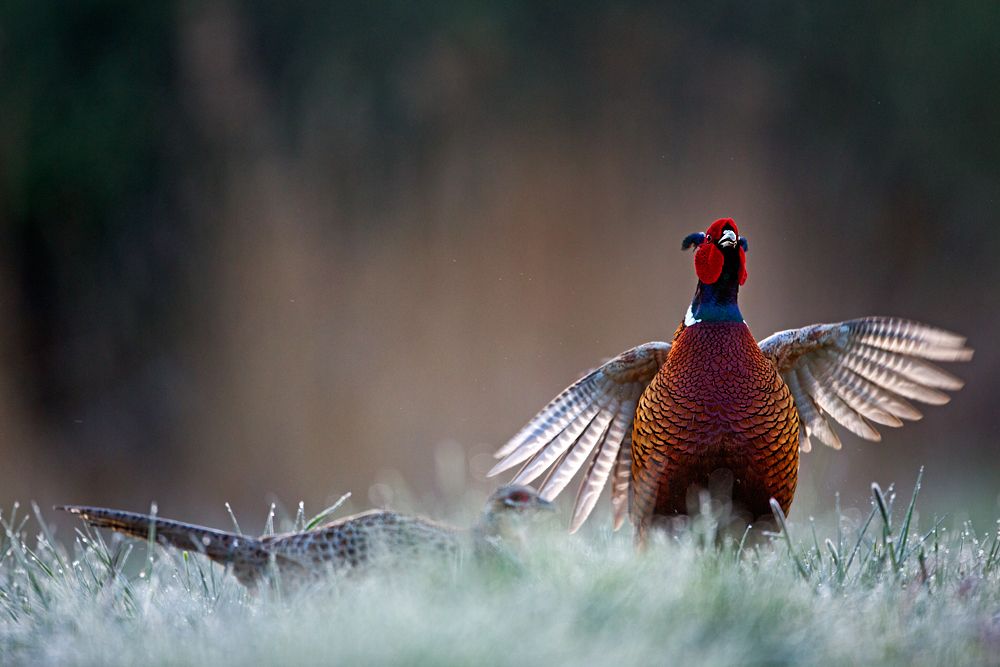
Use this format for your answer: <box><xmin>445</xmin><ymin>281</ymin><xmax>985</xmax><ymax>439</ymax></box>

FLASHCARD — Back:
<box><xmin>57</xmin><ymin>505</ymin><xmax>272</xmax><ymax>585</ymax></box>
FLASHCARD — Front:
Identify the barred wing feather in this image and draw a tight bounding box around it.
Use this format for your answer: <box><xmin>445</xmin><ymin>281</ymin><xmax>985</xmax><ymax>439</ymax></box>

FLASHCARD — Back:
<box><xmin>609</xmin><ymin>420</ymin><xmax>634</xmax><ymax>531</ymax></box>
<box><xmin>758</xmin><ymin>317</ymin><xmax>972</xmax><ymax>452</ymax></box>
<box><xmin>489</xmin><ymin>342</ymin><xmax>670</xmax><ymax>532</ymax></box>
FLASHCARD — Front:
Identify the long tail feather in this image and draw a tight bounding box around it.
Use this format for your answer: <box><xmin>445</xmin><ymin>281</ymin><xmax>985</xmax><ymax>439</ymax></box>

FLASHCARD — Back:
<box><xmin>57</xmin><ymin>505</ymin><xmax>260</xmax><ymax>565</ymax></box>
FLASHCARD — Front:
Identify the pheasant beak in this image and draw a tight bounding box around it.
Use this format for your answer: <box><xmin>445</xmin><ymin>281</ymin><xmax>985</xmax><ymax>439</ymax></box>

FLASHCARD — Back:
<box><xmin>719</xmin><ymin>229</ymin><xmax>737</xmax><ymax>248</ymax></box>
<box><xmin>535</xmin><ymin>496</ymin><xmax>558</xmax><ymax>512</ymax></box>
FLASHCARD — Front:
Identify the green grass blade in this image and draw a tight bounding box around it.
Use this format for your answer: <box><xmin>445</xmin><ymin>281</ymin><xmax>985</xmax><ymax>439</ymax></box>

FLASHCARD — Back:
<box><xmin>770</xmin><ymin>499</ymin><xmax>808</xmax><ymax>580</ymax></box>
<box><xmin>225</xmin><ymin>503</ymin><xmax>243</xmax><ymax>536</ymax></box>
<box><xmin>306</xmin><ymin>492</ymin><xmax>352</xmax><ymax>531</ymax></box>
<box><xmin>295</xmin><ymin>501</ymin><xmax>306</xmax><ymax>532</ymax></box>
<box><xmin>264</xmin><ymin>503</ymin><xmax>276</xmax><ymax>537</ymax></box>
<box><xmin>896</xmin><ymin>467</ymin><xmax>923</xmax><ymax>560</ymax></box>
<box><xmin>845</xmin><ymin>504</ymin><xmax>878</xmax><ymax>574</ymax></box>
<box><xmin>31</xmin><ymin>502</ymin><xmax>66</xmax><ymax>574</ymax></box>
<box><xmin>145</xmin><ymin>502</ymin><xmax>159</xmax><ymax>580</ymax></box>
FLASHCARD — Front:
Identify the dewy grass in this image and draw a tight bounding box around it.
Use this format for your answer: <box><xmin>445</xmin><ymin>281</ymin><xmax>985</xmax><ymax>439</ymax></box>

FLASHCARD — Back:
<box><xmin>2</xmin><ymin>473</ymin><xmax>1000</xmax><ymax>666</ymax></box>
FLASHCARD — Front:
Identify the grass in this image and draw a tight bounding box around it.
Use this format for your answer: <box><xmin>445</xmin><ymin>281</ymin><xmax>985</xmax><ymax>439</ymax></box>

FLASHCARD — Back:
<box><xmin>2</xmin><ymin>470</ymin><xmax>1000</xmax><ymax>666</ymax></box>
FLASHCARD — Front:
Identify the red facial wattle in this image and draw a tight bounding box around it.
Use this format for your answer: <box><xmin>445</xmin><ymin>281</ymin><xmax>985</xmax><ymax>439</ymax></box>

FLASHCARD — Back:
<box><xmin>694</xmin><ymin>243</ymin><xmax>725</xmax><ymax>284</ymax></box>
<box><xmin>693</xmin><ymin>218</ymin><xmax>747</xmax><ymax>286</ymax></box>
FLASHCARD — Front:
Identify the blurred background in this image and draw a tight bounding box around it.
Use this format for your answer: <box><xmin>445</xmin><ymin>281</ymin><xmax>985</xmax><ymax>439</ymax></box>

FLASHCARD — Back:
<box><xmin>1</xmin><ymin>1</ymin><xmax>998</xmax><ymax>534</ymax></box>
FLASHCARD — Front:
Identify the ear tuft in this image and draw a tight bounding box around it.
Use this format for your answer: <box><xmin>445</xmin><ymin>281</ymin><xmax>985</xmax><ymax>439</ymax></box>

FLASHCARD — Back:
<box><xmin>681</xmin><ymin>232</ymin><xmax>705</xmax><ymax>251</ymax></box>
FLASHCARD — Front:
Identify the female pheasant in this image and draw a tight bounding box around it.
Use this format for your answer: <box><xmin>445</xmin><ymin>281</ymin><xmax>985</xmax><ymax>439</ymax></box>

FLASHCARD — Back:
<box><xmin>489</xmin><ymin>219</ymin><xmax>972</xmax><ymax>542</ymax></box>
<box><xmin>58</xmin><ymin>485</ymin><xmax>555</xmax><ymax>590</ymax></box>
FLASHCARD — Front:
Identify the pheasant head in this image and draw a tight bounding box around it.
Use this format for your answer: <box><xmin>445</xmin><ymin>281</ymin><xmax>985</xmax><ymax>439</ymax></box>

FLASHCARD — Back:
<box><xmin>473</xmin><ymin>485</ymin><xmax>557</xmax><ymax>553</ymax></box>
<box><xmin>682</xmin><ymin>218</ymin><xmax>748</xmax><ymax>324</ymax></box>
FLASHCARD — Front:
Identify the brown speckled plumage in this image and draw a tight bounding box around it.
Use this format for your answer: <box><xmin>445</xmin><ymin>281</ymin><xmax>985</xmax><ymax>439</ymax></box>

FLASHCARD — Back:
<box><xmin>490</xmin><ymin>219</ymin><xmax>972</xmax><ymax>541</ymax></box>
<box><xmin>58</xmin><ymin>485</ymin><xmax>554</xmax><ymax>590</ymax></box>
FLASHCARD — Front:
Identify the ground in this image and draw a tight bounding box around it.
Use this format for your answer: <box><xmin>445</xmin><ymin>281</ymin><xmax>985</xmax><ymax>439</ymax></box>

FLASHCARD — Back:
<box><xmin>2</xmin><ymin>475</ymin><xmax>1000</xmax><ymax>666</ymax></box>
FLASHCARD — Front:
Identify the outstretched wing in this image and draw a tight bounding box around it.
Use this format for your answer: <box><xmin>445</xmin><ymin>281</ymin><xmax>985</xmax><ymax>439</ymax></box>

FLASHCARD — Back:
<box><xmin>757</xmin><ymin>317</ymin><xmax>973</xmax><ymax>452</ymax></box>
<box><xmin>489</xmin><ymin>342</ymin><xmax>670</xmax><ymax>533</ymax></box>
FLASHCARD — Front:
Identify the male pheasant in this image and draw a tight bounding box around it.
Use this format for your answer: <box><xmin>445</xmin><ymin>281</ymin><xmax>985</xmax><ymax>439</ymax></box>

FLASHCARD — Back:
<box><xmin>489</xmin><ymin>219</ymin><xmax>972</xmax><ymax>543</ymax></box>
<box><xmin>58</xmin><ymin>485</ymin><xmax>555</xmax><ymax>590</ymax></box>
